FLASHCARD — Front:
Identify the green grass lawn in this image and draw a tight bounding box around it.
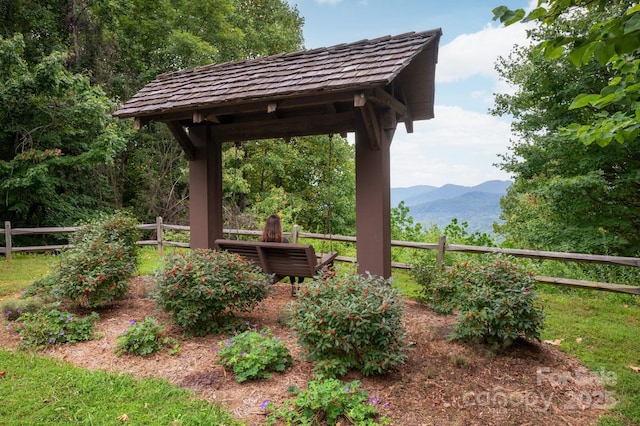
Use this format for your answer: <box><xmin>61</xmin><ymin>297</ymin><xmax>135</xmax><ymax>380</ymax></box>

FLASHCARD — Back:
<box><xmin>1</xmin><ymin>252</ymin><xmax>639</xmax><ymax>425</ymax></box>
<box><xmin>0</xmin><ymin>350</ymin><xmax>242</xmax><ymax>425</ymax></box>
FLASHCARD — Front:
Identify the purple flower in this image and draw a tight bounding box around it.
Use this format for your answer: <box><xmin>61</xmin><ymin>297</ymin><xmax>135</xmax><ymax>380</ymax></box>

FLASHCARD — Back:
<box><xmin>66</xmin><ymin>316</ymin><xmax>73</xmax><ymax>323</ymax></box>
<box><xmin>49</xmin><ymin>338</ymin><xmax>55</xmax><ymax>344</ymax></box>
<box><xmin>344</xmin><ymin>385</ymin><xmax>350</xmax><ymax>392</ymax></box>
<box><xmin>242</xmin><ymin>351</ymin><xmax>248</xmax><ymax>357</ymax></box>
<box><xmin>129</xmin><ymin>319</ymin><xmax>136</xmax><ymax>326</ymax></box>
<box><xmin>370</xmin><ymin>397</ymin><xmax>378</xmax><ymax>405</ymax></box>
<box><xmin>59</xmin><ymin>330</ymin><xmax>65</xmax><ymax>336</ymax></box>
<box><xmin>260</xmin><ymin>400</ymin><xmax>269</xmax><ymax>411</ymax></box>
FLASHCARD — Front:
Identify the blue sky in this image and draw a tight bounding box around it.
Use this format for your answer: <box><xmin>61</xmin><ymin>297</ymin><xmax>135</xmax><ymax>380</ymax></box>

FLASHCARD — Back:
<box><xmin>285</xmin><ymin>0</ymin><xmax>534</xmax><ymax>187</ymax></box>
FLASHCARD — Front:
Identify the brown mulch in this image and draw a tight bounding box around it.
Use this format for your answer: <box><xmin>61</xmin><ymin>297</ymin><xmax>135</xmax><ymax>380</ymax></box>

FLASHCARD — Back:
<box><xmin>0</xmin><ymin>277</ymin><xmax>609</xmax><ymax>425</ymax></box>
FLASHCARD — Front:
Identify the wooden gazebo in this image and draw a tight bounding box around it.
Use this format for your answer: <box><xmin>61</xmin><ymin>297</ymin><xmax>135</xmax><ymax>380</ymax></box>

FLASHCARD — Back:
<box><xmin>113</xmin><ymin>29</ymin><xmax>442</xmax><ymax>278</ymax></box>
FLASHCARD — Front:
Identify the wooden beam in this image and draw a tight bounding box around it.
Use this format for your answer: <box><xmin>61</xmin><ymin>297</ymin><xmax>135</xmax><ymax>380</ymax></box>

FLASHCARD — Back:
<box><xmin>398</xmin><ymin>85</ymin><xmax>414</xmax><ymax>133</ymax></box>
<box><xmin>210</xmin><ymin>111</ymin><xmax>358</xmax><ymax>143</ymax></box>
<box><xmin>166</xmin><ymin>121</ymin><xmax>196</xmax><ymax>160</ymax></box>
<box><xmin>366</xmin><ymin>87</ymin><xmax>407</xmax><ymax>117</ymax></box>
<box><xmin>193</xmin><ymin>111</ymin><xmax>205</xmax><ymax>123</ymax></box>
<box><xmin>357</xmin><ymin>100</ymin><xmax>382</xmax><ymax>150</ymax></box>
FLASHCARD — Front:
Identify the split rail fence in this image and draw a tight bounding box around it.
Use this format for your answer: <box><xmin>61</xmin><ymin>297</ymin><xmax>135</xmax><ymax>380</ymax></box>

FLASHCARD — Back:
<box><xmin>2</xmin><ymin>218</ymin><xmax>639</xmax><ymax>295</ymax></box>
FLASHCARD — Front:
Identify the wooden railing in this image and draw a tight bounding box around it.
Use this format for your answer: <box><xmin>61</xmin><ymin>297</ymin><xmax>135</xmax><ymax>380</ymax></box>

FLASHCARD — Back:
<box><xmin>2</xmin><ymin>218</ymin><xmax>639</xmax><ymax>295</ymax></box>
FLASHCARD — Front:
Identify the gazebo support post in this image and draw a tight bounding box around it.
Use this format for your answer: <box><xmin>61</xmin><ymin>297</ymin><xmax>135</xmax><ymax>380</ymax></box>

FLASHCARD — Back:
<box><xmin>188</xmin><ymin>124</ymin><xmax>224</xmax><ymax>249</ymax></box>
<box><xmin>355</xmin><ymin>128</ymin><xmax>392</xmax><ymax>278</ymax></box>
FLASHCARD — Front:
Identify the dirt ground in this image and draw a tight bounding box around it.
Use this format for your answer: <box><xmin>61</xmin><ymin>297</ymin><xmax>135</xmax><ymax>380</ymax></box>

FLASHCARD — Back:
<box><xmin>0</xmin><ymin>277</ymin><xmax>611</xmax><ymax>425</ymax></box>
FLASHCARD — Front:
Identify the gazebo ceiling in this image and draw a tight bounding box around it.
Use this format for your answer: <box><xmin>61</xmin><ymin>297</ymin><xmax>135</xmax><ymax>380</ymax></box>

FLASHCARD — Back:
<box><xmin>114</xmin><ymin>29</ymin><xmax>441</xmax><ymax>157</ymax></box>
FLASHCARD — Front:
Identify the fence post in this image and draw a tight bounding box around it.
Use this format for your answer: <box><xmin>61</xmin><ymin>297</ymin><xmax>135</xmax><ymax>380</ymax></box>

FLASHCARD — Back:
<box><xmin>4</xmin><ymin>221</ymin><xmax>11</xmax><ymax>261</ymax></box>
<box><xmin>292</xmin><ymin>224</ymin><xmax>299</xmax><ymax>243</ymax></box>
<box><xmin>436</xmin><ymin>235</ymin><xmax>446</xmax><ymax>270</ymax></box>
<box><xmin>156</xmin><ymin>216</ymin><xmax>163</xmax><ymax>257</ymax></box>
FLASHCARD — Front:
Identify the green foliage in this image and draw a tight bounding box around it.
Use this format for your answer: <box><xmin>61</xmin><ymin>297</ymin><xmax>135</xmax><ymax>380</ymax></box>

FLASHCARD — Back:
<box><xmin>290</xmin><ymin>271</ymin><xmax>406</xmax><ymax>378</ymax></box>
<box><xmin>444</xmin><ymin>218</ymin><xmax>495</xmax><ymax>246</ymax></box>
<box><xmin>493</xmin><ymin>1</ymin><xmax>640</xmax><ymax>147</ymax></box>
<box><xmin>411</xmin><ymin>263</ymin><xmax>455</xmax><ymax>314</ymax></box>
<box><xmin>154</xmin><ymin>249</ymin><xmax>271</xmax><ymax>335</ymax></box>
<box><xmin>30</xmin><ymin>211</ymin><xmax>140</xmax><ymax>308</ymax></box>
<box><xmin>429</xmin><ymin>254</ymin><xmax>545</xmax><ymax>347</ymax></box>
<box><xmin>216</xmin><ymin>328</ymin><xmax>293</xmax><ymax>383</ymax></box>
<box><xmin>491</xmin><ymin>3</ymin><xmax>640</xmax><ymax>256</ymax></box>
<box><xmin>234</xmin><ymin>135</ymin><xmax>356</xmax><ymax>236</ymax></box>
<box><xmin>9</xmin><ymin>309</ymin><xmax>99</xmax><ymax>350</ymax></box>
<box><xmin>115</xmin><ymin>317</ymin><xmax>168</xmax><ymax>356</ymax></box>
<box><xmin>0</xmin><ymin>34</ymin><xmax>128</xmax><ymax>227</ymax></box>
<box><xmin>266</xmin><ymin>378</ymin><xmax>389</xmax><ymax>426</ymax></box>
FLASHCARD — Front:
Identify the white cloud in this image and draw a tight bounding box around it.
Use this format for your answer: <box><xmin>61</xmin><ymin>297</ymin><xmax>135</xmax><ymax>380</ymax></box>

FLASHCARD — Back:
<box><xmin>436</xmin><ymin>22</ymin><xmax>532</xmax><ymax>84</ymax></box>
<box><xmin>389</xmin><ymin>106</ymin><xmax>514</xmax><ymax>188</ymax></box>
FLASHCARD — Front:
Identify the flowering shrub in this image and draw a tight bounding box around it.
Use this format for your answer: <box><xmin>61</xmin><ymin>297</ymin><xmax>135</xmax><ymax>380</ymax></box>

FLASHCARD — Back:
<box><xmin>440</xmin><ymin>254</ymin><xmax>545</xmax><ymax>347</ymax></box>
<box><xmin>265</xmin><ymin>378</ymin><xmax>389</xmax><ymax>425</ymax></box>
<box><xmin>10</xmin><ymin>309</ymin><xmax>99</xmax><ymax>349</ymax></box>
<box><xmin>30</xmin><ymin>211</ymin><xmax>140</xmax><ymax>308</ymax></box>
<box><xmin>154</xmin><ymin>249</ymin><xmax>271</xmax><ymax>335</ymax></box>
<box><xmin>115</xmin><ymin>317</ymin><xmax>171</xmax><ymax>356</ymax></box>
<box><xmin>217</xmin><ymin>328</ymin><xmax>292</xmax><ymax>382</ymax></box>
<box><xmin>290</xmin><ymin>271</ymin><xmax>406</xmax><ymax>378</ymax></box>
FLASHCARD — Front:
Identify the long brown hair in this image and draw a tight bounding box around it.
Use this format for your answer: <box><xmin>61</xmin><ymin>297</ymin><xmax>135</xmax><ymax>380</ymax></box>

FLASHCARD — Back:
<box><xmin>260</xmin><ymin>214</ymin><xmax>284</xmax><ymax>242</ymax></box>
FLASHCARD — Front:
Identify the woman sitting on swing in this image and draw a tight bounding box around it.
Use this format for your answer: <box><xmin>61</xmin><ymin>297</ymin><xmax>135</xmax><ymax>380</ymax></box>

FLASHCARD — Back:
<box><xmin>260</xmin><ymin>214</ymin><xmax>304</xmax><ymax>292</ymax></box>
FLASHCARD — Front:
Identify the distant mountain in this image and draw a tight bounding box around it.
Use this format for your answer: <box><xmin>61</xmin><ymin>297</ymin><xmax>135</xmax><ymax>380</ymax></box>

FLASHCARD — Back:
<box><xmin>390</xmin><ymin>184</ymin><xmax>436</xmax><ymax>207</ymax></box>
<box><xmin>391</xmin><ymin>180</ymin><xmax>512</xmax><ymax>235</ymax></box>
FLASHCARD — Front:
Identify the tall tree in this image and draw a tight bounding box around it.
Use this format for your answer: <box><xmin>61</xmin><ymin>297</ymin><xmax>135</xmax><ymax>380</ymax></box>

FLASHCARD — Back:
<box><xmin>492</xmin><ymin>6</ymin><xmax>640</xmax><ymax>255</ymax></box>
<box><xmin>0</xmin><ymin>34</ymin><xmax>127</xmax><ymax>226</ymax></box>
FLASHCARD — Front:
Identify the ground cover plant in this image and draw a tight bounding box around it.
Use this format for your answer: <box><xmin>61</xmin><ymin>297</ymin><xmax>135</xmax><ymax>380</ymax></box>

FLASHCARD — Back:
<box><xmin>217</xmin><ymin>328</ymin><xmax>293</xmax><ymax>383</ymax></box>
<box><xmin>154</xmin><ymin>248</ymin><xmax>272</xmax><ymax>335</ymax></box>
<box><xmin>115</xmin><ymin>317</ymin><xmax>177</xmax><ymax>356</ymax></box>
<box><xmin>265</xmin><ymin>378</ymin><xmax>389</xmax><ymax>425</ymax></box>
<box><xmin>9</xmin><ymin>309</ymin><xmax>99</xmax><ymax>350</ymax></box>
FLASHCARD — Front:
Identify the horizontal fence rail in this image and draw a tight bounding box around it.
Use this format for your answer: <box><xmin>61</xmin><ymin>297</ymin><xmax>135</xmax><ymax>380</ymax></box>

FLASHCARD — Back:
<box><xmin>2</xmin><ymin>218</ymin><xmax>639</xmax><ymax>295</ymax></box>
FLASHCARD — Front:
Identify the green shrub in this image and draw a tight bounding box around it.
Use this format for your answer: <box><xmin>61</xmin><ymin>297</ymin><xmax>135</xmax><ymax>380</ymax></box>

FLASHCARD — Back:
<box><xmin>29</xmin><ymin>211</ymin><xmax>140</xmax><ymax>308</ymax></box>
<box><xmin>291</xmin><ymin>270</ymin><xmax>406</xmax><ymax>378</ymax></box>
<box><xmin>10</xmin><ymin>309</ymin><xmax>99</xmax><ymax>349</ymax></box>
<box><xmin>440</xmin><ymin>254</ymin><xmax>545</xmax><ymax>347</ymax></box>
<box><xmin>411</xmin><ymin>262</ymin><xmax>457</xmax><ymax>314</ymax></box>
<box><xmin>154</xmin><ymin>249</ymin><xmax>271</xmax><ymax>335</ymax></box>
<box><xmin>115</xmin><ymin>317</ymin><xmax>169</xmax><ymax>356</ymax></box>
<box><xmin>265</xmin><ymin>378</ymin><xmax>389</xmax><ymax>425</ymax></box>
<box><xmin>217</xmin><ymin>328</ymin><xmax>293</xmax><ymax>382</ymax></box>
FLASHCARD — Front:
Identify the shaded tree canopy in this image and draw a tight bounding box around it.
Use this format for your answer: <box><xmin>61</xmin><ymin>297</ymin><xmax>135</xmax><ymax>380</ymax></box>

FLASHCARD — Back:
<box><xmin>0</xmin><ymin>0</ymin><xmax>359</xmax><ymax>236</ymax></box>
<box><xmin>492</xmin><ymin>1</ymin><xmax>640</xmax><ymax>256</ymax></box>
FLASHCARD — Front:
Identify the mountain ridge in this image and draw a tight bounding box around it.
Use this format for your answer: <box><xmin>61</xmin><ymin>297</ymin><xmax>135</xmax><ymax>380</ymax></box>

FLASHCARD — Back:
<box><xmin>391</xmin><ymin>180</ymin><xmax>512</xmax><ymax>234</ymax></box>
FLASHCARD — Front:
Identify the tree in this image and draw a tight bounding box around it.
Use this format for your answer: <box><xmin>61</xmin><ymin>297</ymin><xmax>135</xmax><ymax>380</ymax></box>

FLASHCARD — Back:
<box><xmin>494</xmin><ymin>1</ymin><xmax>640</xmax><ymax>147</ymax></box>
<box><xmin>491</xmin><ymin>7</ymin><xmax>640</xmax><ymax>255</ymax></box>
<box><xmin>0</xmin><ymin>35</ymin><xmax>127</xmax><ymax>227</ymax></box>
<box><xmin>230</xmin><ymin>135</ymin><xmax>356</xmax><ymax>236</ymax></box>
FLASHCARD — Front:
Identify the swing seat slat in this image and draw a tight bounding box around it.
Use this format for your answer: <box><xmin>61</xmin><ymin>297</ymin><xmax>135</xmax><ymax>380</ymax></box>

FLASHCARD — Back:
<box><xmin>215</xmin><ymin>239</ymin><xmax>337</xmax><ymax>283</ymax></box>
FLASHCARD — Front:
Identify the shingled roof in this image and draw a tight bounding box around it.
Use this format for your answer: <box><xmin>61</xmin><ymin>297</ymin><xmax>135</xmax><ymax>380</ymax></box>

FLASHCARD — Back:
<box><xmin>114</xmin><ymin>29</ymin><xmax>441</xmax><ymax>150</ymax></box>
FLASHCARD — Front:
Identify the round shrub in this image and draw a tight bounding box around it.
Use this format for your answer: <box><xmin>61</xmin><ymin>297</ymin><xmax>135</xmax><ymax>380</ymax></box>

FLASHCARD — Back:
<box><xmin>32</xmin><ymin>211</ymin><xmax>140</xmax><ymax>308</ymax></box>
<box><xmin>290</xmin><ymin>270</ymin><xmax>407</xmax><ymax>378</ymax></box>
<box><xmin>444</xmin><ymin>254</ymin><xmax>545</xmax><ymax>347</ymax></box>
<box><xmin>154</xmin><ymin>249</ymin><xmax>272</xmax><ymax>335</ymax></box>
